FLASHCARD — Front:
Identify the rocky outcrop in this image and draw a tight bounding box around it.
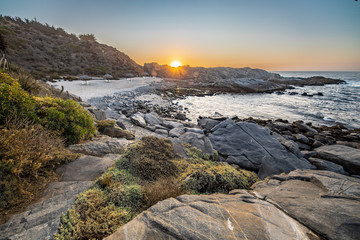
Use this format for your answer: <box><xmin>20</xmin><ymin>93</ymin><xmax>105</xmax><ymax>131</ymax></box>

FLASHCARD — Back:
<box><xmin>105</xmin><ymin>190</ymin><xmax>320</xmax><ymax>240</ymax></box>
<box><xmin>253</xmin><ymin>170</ymin><xmax>360</xmax><ymax>240</ymax></box>
<box><xmin>208</xmin><ymin>121</ymin><xmax>314</xmax><ymax>178</ymax></box>
<box><xmin>315</xmin><ymin>145</ymin><xmax>360</xmax><ymax>175</ymax></box>
<box><xmin>68</xmin><ymin>136</ymin><xmax>129</xmax><ymax>156</ymax></box>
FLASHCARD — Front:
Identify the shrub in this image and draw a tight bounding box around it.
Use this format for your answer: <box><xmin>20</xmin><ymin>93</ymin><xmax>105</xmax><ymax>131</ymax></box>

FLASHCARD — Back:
<box><xmin>96</xmin><ymin>119</ymin><xmax>116</xmax><ymax>132</ymax></box>
<box><xmin>55</xmin><ymin>188</ymin><xmax>133</xmax><ymax>240</ymax></box>
<box><xmin>0</xmin><ymin>121</ymin><xmax>77</xmax><ymax>213</ymax></box>
<box><xmin>35</xmin><ymin>97</ymin><xmax>96</xmax><ymax>145</ymax></box>
<box><xmin>56</xmin><ymin>169</ymin><xmax>143</xmax><ymax>240</ymax></box>
<box><xmin>116</xmin><ymin>136</ymin><xmax>177</xmax><ymax>181</ymax></box>
<box><xmin>0</xmin><ymin>74</ymin><xmax>37</xmax><ymax>124</ymax></box>
<box><xmin>142</xmin><ymin>177</ymin><xmax>183</xmax><ymax>210</ymax></box>
<box><xmin>178</xmin><ymin>162</ymin><xmax>259</xmax><ymax>194</ymax></box>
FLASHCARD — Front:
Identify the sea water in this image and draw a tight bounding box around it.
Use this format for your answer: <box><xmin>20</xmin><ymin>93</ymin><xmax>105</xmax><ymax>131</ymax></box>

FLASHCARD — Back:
<box><xmin>176</xmin><ymin>72</ymin><xmax>360</xmax><ymax>129</ymax></box>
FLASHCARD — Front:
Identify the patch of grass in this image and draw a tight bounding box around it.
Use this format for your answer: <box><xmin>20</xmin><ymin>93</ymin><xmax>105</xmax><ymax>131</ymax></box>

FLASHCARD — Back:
<box><xmin>116</xmin><ymin>136</ymin><xmax>177</xmax><ymax>181</ymax></box>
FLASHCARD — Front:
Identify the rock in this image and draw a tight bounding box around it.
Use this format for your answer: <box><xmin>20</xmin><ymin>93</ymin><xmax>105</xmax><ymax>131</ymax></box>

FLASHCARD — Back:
<box><xmin>272</xmin><ymin>121</ymin><xmax>292</xmax><ymax>131</ymax></box>
<box><xmin>101</xmin><ymin>126</ymin><xmax>135</xmax><ymax>140</ymax></box>
<box><xmin>337</xmin><ymin>141</ymin><xmax>360</xmax><ymax>149</ymax></box>
<box><xmin>175</xmin><ymin>112</ymin><xmax>186</xmax><ymax>120</ymax></box>
<box><xmin>115</xmin><ymin>120</ymin><xmax>127</xmax><ymax>130</ymax></box>
<box><xmin>308</xmin><ymin>158</ymin><xmax>349</xmax><ymax>175</ymax></box>
<box><xmin>294</xmin><ymin>121</ymin><xmax>318</xmax><ymax>135</ymax></box>
<box><xmin>104</xmin><ymin>109</ymin><xmax>122</xmax><ymax>119</ymax></box>
<box><xmin>169</xmin><ymin>138</ymin><xmax>188</xmax><ymax>158</ymax></box>
<box><xmin>180</xmin><ymin>132</ymin><xmax>214</xmax><ymax>156</ymax></box>
<box><xmin>253</xmin><ymin>169</ymin><xmax>360</xmax><ymax>240</ymax></box>
<box><xmin>56</xmin><ymin>155</ymin><xmax>115</xmax><ymax>181</ymax></box>
<box><xmin>276</xmin><ymin>134</ymin><xmax>303</xmax><ymax>159</ymax></box>
<box><xmin>0</xmin><ymin>181</ymin><xmax>93</xmax><ymax>240</ymax></box>
<box><xmin>145</xmin><ymin>125</ymin><xmax>156</xmax><ymax>132</ymax></box>
<box><xmin>186</xmin><ymin>128</ymin><xmax>204</xmax><ymax>134</ymax></box>
<box><xmin>297</xmin><ymin>142</ymin><xmax>312</xmax><ymax>150</ymax></box>
<box><xmin>294</xmin><ymin>133</ymin><xmax>309</xmax><ymax>144</ymax></box>
<box><xmin>209</xmin><ymin>122</ymin><xmax>314</xmax><ymax>178</ymax></box>
<box><xmin>312</xmin><ymin>140</ymin><xmax>324</xmax><ymax>148</ymax></box>
<box><xmin>154</xmin><ymin>124</ymin><xmax>168</xmax><ymax>131</ymax></box>
<box><xmin>105</xmin><ymin>190</ymin><xmax>319</xmax><ymax>240</ymax></box>
<box><xmin>198</xmin><ymin>118</ymin><xmax>220</xmax><ymax>131</ymax></box>
<box><xmin>169</xmin><ymin>127</ymin><xmax>185</xmax><ymax>138</ymax></box>
<box><xmin>301</xmin><ymin>150</ymin><xmax>317</xmax><ymax>159</ymax></box>
<box><xmin>144</xmin><ymin>112</ymin><xmax>163</xmax><ymax>126</ymax></box>
<box><xmin>226</xmin><ymin>155</ymin><xmax>257</xmax><ymax>170</ymax></box>
<box><xmin>68</xmin><ymin>136</ymin><xmax>128</xmax><ymax>156</ymax></box>
<box><xmin>154</xmin><ymin>128</ymin><xmax>168</xmax><ymax>135</ymax></box>
<box><xmin>130</xmin><ymin>112</ymin><xmax>146</xmax><ymax>128</ymax></box>
<box><xmin>162</xmin><ymin>120</ymin><xmax>184</xmax><ymax>129</ymax></box>
<box><xmin>210</xmin><ymin>118</ymin><xmax>233</xmax><ymax>132</ymax></box>
<box><xmin>86</xmin><ymin>107</ymin><xmax>106</xmax><ymax>120</ymax></box>
<box><xmin>315</xmin><ymin>144</ymin><xmax>360</xmax><ymax>175</ymax></box>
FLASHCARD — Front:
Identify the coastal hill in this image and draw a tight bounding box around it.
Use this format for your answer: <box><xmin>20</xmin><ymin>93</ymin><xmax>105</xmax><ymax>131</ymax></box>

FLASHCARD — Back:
<box><xmin>0</xmin><ymin>16</ymin><xmax>143</xmax><ymax>78</ymax></box>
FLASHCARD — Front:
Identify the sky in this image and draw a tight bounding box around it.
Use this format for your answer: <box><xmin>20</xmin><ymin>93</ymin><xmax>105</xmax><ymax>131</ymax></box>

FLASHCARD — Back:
<box><xmin>1</xmin><ymin>0</ymin><xmax>360</xmax><ymax>71</ymax></box>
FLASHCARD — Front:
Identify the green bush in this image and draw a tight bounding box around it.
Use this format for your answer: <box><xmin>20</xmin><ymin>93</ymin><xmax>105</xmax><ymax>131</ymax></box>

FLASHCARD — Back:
<box><xmin>96</xmin><ymin>119</ymin><xmax>116</xmax><ymax>132</ymax></box>
<box><xmin>0</xmin><ymin>73</ymin><xmax>37</xmax><ymax>124</ymax></box>
<box><xmin>116</xmin><ymin>136</ymin><xmax>177</xmax><ymax>181</ymax></box>
<box><xmin>35</xmin><ymin>97</ymin><xmax>96</xmax><ymax>145</ymax></box>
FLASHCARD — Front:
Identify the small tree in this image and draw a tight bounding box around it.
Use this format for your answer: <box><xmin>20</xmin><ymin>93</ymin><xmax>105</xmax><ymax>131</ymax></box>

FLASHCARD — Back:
<box><xmin>79</xmin><ymin>34</ymin><xmax>96</xmax><ymax>42</ymax></box>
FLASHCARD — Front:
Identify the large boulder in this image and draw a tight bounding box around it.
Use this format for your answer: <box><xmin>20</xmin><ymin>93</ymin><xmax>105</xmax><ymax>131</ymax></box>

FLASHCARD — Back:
<box><xmin>315</xmin><ymin>144</ymin><xmax>360</xmax><ymax>175</ymax></box>
<box><xmin>105</xmin><ymin>190</ymin><xmax>319</xmax><ymax>240</ymax></box>
<box><xmin>68</xmin><ymin>136</ymin><xmax>129</xmax><ymax>156</ymax></box>
<box><xmin>254</xmin><ymin>170</ymin><xmax>360</xmax><ymax>240</ymax></box>
<box><xmin>198</xmin><ymin>117</ymin><xmax>220</xmax><ymax>131</ymax></box>
<box><xmin>209</xmin><ymin>122</ymin><xmax>314</xmax><ymax>178</ymax></box>
<box><xmin>308</xmin><ymin>157</ymin><xmax>349</xmax><ymax>175</ymax></box>
<box><xmin>180</xmin><ymin>132</ymin><xmax>214</xmax><ymax>156</ymax></box>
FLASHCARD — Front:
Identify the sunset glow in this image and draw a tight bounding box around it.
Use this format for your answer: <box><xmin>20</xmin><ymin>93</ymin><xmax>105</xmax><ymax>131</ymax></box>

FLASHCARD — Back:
<box><xmin>170</xmin><ymin>60</ymin><xmax>182</xmax><ymax>68</ymax></box>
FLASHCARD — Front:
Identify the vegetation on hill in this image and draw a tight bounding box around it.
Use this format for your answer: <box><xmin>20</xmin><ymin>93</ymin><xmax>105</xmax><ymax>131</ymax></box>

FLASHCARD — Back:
<box><xmin>55</xmin><ymin>136</ymin><xmax>259</xmax><ymax>240</ymax></box>
<box><xmin>0</xmin><ymin>71</ymin><xmax>95</xmax><ymax>223</ymax></box>
<box><xmin>0</xmin><ymin>16</ymin><xmax>143</xmax><ymax>78</ymax></box>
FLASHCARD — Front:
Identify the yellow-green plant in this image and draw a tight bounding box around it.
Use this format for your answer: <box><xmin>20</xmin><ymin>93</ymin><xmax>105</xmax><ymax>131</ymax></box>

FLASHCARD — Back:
<box><xmin>35</xmin><ymin>97</ymin><xmax>96</xmax><ymax>145</ymax></box>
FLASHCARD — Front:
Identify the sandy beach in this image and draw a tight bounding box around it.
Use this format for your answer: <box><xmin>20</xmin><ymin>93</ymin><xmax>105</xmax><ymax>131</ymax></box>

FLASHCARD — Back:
<box><xmin>48</xmin><ymin>77</ymin><xmax>162</xmax><ymax>101</ymax></box>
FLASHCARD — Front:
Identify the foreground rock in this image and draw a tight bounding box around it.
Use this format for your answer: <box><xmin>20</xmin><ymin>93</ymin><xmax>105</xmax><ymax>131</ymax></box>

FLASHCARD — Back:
<box><xmin>209</xmin><ymin>121</ymin><xmax>314</xmax><ymax>178</ymax></box>
<box><xmin>0</xmin><ymin>181</ymin><xmax>93</xmax><ymax>240</ymax></box>
<box><xmin>253</xmin><ymin>170</ymin><xmax>360</xmax><ymax>240</ymax></box>
<box><xmin>105</xmin><ymin>190</ymin><xmax>319</xmax><ymax>240</ymax></box>
<box><xmin>315</xmin><ymin>144</ymin><xmax>360</xmax><ymax>175</ymax></box>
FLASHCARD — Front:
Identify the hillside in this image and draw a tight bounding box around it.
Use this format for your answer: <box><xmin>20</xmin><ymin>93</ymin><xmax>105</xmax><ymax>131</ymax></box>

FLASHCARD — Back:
<box><xmin>0</xmin><ymin>16</ymin><xmax>143</xmax><ymax>78</ymax></box>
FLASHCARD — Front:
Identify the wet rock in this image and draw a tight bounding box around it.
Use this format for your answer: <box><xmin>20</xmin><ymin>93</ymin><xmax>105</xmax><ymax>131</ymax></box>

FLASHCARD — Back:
<box><xmin>144</xmin><ymin>112</ymin><xmax>163</xmax><ymax>126</ymax></box>
<box><xmin>253</xmin><ymin>169</ymin><xmax>360</xmax><ymax>240</ymax></box>
<box><xmin>294</xmin><ymin>121</ymin><xmax>318</xmax><ymax>135</ymax></box>
<box><xmin>105</xmin><ymin>190</ymin><xmax>320</xmax><ymax>240</ymax></box>
<box><xmin>130</xmin><ymin>112</ymin><xmax>146</xmax><ymax>128</ymax></box>
<box><xmin>180</xmin><ymin>132</ymin><xmax>214</xmax><ymax>156</ymax></box>
<box><xmin>315</xmin><ymin>144</ymin><xmax>360</xmax><ymax>175</ymax></box>
<box><xmin>294</xmin><ymin>133</ymin><xmax>310</xmax><ymax>144</ymax></box>
<box><xmin>308</xmin><ymin>158</ymin><xmax>349</xmax><ymax>175</ymax></box>
<box><xmin>209</xmin><ymin>122</ymin><xmax>314</xmax><ymax>178</ymax></box>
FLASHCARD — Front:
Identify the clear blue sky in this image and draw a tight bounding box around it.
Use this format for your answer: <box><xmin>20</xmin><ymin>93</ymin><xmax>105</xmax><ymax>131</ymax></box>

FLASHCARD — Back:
<box><xmin>1</xmin><ymin>0</ymin><xmax>360</xmax><ymax>70</ymax></box>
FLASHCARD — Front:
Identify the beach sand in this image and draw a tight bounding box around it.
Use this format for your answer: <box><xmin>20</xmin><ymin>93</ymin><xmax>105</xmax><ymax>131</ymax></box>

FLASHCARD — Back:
<box><xmin>48</xmin><ymin>77</ymin><xmax>162</xmax><ymax>101</ymax></box>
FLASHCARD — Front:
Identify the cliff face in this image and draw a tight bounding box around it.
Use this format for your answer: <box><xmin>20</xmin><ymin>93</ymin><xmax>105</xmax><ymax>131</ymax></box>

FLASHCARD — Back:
<box><xmin>0</xmin><ymin>16</ymin><xmax>143</xmax><ymax>78</ymax></box>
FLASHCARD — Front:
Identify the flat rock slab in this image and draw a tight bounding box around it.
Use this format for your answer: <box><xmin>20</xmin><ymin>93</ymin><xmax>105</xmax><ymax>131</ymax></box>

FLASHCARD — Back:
<box><xmin>253</xmin><ymin>170</ymin><xmax>360</xmax><ymax>240</ymax></box>
<box><xmin>0</xmin><ymin>181</ymin><xmax>92</xmax><ymax>240</ymax></box>
<box><xmin>209</xmin><ymin>122</ymin><xmax>314</xmax><ymax>178</ymax></box>
<box><xmin>105</xmin><ymin>190</ymin><xmax>319</xmax><ymax>240</ymax></box>
<box><xmin>68</xmin><ymin>136</ymin><xmax>129</xmax><ymax>156</ymax></box>
<box><xmin>56</xmin><ymin>155</ymin><xmax>115</xmax><ymax>181</ymax></box>
<box><xmin>315</xmin><ymin>144</ymin><xmax>360</xmax><ymax>175</ymax></box>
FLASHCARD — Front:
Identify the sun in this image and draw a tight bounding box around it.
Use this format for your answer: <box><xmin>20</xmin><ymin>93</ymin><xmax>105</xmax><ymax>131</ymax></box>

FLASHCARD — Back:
<box><xmin>170</xmin><ymin>60</ymin><xmax>182</xmax><ymax>68</ymax></box>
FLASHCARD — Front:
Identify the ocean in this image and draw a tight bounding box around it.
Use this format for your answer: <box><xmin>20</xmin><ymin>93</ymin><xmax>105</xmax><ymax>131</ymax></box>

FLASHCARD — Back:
<box><xmin>176</xmin><ymin>71</ymin><xmax>360</xmax><ymax>129</ymax></box>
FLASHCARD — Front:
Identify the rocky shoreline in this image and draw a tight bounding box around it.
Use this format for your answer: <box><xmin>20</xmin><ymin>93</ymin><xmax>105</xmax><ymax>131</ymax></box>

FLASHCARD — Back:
<box><xmin>1</xmin><ymin>84</ymin><xmax>359</xmax><ymax>239</ymax></box>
